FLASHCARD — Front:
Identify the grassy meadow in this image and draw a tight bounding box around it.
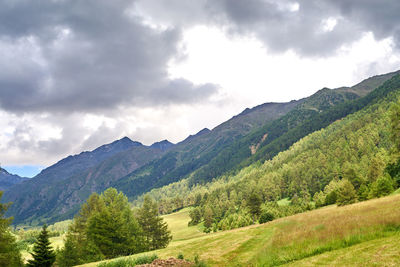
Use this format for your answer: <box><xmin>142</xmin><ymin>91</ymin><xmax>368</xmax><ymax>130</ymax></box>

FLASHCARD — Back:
<box><xmin>78</xmin><ymin>194</ymin><xmax>400</xmax><ymax>267</ymax></box>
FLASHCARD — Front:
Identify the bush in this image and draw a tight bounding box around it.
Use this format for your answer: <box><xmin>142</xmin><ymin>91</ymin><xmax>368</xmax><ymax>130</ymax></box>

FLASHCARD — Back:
<box><xmin>336</xmin><ymin>179</ymin><xmax>357</xmax><ymax>206</ymax></box>
<box><xmin>259</xmin><ymin>210</ymin><xmax>275</xmax><ymax>224</ymax></box>
<box><xmin>134</xmin><ymin>254</ymin><xmax>158</xmax><ymax>265</ymax></box>
<box><xmin>369</xmin><ymin>174</ymin><xmax>395</xmax><ymax>198</ymax></box>
<box><xmin>97</xmin><ymin>254</ymin><xmax>158</xmax><ymax>267</ymax></box>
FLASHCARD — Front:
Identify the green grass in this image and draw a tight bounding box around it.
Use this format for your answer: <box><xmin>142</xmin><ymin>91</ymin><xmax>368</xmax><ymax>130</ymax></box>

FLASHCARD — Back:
<box><xmin>161</xmin><ymin>208</ymin><xmax>206</xmax><ymax>241</ymax></box>
<box><xmin>283</xmin><ymin>233</ymin><xmax>400</xmax><ymax>267</ymax></box>
<box><xmin>277</xmin><ymin>198</ymin><xmax>291</xmax><ymax>206</ymax></box>
<box><xmin>393</xmin><ymin>187</ymin><xmax>400</xmax><ymax>195</ymax></box>
<box><xmin>97</xmin><ymin>254</ymin><xmax>158</xmax><ymax>267</ymax></box>
<box><xmin>78</xmin><ymin>194</ymin><xmax>400</xmax><ymax>267</ymax></box>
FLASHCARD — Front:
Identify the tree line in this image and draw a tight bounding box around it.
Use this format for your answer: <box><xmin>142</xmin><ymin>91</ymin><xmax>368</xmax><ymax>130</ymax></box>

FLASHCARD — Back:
<box><xmin>0</xmin><ymin>188</ymin><xmax>171</xmax><ymax>266</ymax></box>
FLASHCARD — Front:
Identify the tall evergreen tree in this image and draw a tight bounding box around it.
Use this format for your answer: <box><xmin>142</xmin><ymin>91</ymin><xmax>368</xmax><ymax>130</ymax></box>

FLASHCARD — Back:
<box><xmin>0</xmin><ymin>191</ymin><xmax>23</xmax><ymax>267</ymax></box>
<box><xmin>57</xmin><ymin>193</ymin><xmax>104</xmax><ymax>267</ymax></box>
<box><xmin>247</xmin><ymin>192</ymin><xmax>262</xmax><ymax>223</ymax></box>
<box><xmin>27</xmin><ymin>224</ymin><xmax>56</xmax><ymax>267</ymax></box>
<box><xmin>87</xmin><ymin>188</ymin><xmax>143</xmax><ymax>258</ymax></box>
<box><xmin>58</xmin><ymin>188</ymin><xmax>144</xmax><ymax>265</ymax></box>
<box><xmin>137</xmin><ymin>195</ymin><xmax>172</xmax><ymax>250</ymax></box>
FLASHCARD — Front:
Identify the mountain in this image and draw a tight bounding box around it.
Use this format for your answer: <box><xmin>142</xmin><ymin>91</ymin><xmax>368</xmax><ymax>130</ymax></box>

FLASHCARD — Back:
<box><xmin>141</xmin><ymin>72</ymin><xmax>400</xmax><ymax>222</ymax></box>
<box><xmin>4</xmin><ymin>137</ymin><xmax>171</xmax><ymax>225</ymax></box>
<box><xmin>5</xmin><ymin>99</ymin><xmax>302</xmax><ymax>225</ymax></box>
<box><xmin>30</xmin><ymin>137</ymin><xmax>142</xmax><ymax>185</ymax></box>
<box><xmin>0</xmin><ymin>168</ymin><xmax>28</xmax><ymax>191</ymax></box>
<box><xmin>5</xmin><ymin>70</ymin><xmax>399</xmax><ymax>225</ymax></box>
<box><xmin>112</xmin><ymin>100</ymin><xmax>303</xmax><ymax>198</ymax></box>
<box><xmin>151</xmin><ymin>140</ymin><xmax>174</xmax><ymax>151</ymax></box>
<box><xmin>113</xmin><ymin>71</ymin><xmax>399</xmax><ymax>197</ymax></box>
<box><xmin>188</xmin><ymin>70</ymin><xmax>400</xmax><ymax>185</ymax></box>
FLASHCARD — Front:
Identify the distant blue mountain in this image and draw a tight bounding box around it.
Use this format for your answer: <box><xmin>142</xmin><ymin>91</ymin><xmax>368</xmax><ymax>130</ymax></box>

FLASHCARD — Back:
<box><xmin>4</xmin><ymin>136</ymin><xmax>173</xmax><ymax>224</ymax></box>
<box><xmin>0</xmin><ymin>168</ymin><xmax>28</xmax><ymax>191</ymax></box>
<box><xmin>151</xmin><ymin>140</ymin><xmax>174</xmax><ymax>151</ymax></box>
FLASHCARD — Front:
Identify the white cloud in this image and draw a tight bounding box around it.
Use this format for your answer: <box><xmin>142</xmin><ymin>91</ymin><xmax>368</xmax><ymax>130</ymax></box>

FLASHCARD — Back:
<box><xmin>169</xmin><ymin>28</ymin><xmax>400</xmax><ymax>109</ymax></box>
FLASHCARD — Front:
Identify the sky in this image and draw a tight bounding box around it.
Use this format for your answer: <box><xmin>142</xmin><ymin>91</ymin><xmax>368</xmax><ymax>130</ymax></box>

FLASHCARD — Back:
<box><xmin>1</xmin><ymin>0</ymin><xmax>400</xmax><ymax>177</ymax></box>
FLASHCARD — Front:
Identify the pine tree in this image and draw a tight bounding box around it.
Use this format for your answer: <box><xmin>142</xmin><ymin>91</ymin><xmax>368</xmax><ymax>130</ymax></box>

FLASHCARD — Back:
<box><xmin>27</xmin><ymin>224</ymin><xmax>56</xmax><ymax>267</ymax></box>
<box><xmin>0</xmin><ymin>191</ymin><xmax>23</xmax><ymax>267</ymax></box>
<box><xmin>247</xmin><ymin>192</ymin><xmax>262</xmax><ymax>223</ymax></box>
<box><xmin>137</xmin><ymin>195</ymin><xmax>172</xmax><ymax>250</ymax></box>
<box><xmin>57</xmin><ymin>192</ymin><xmax>104</xmax><ymax>266</ymax></box>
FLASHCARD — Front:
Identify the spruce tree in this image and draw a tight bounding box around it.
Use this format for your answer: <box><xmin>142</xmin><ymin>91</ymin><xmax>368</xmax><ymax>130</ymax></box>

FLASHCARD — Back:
<box><xmin>27</xmin><ymin>224</ymin><xmax>56</xmax><ymax>267</ymax></box>
<box><xmin>0</xmin><ymin>191</ymin><xmax>23</xmax><ymax>267</ymax></box>
<box><xmin>137</xmin><ymin>195</ymin><xmax>172</xmax><ymax>250</ymax></box>
<box><xmin>87</xmin><ymin>188</ymin><xmax>143</xmax><ymax>258</ymax></box>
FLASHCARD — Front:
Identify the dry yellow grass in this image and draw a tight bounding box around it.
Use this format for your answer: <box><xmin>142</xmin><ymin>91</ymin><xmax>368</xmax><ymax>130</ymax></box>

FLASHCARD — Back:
<box><xmin>255</xmin><ymin>195</ymin><xmax>400</xmax><ymax>266</ymax></box>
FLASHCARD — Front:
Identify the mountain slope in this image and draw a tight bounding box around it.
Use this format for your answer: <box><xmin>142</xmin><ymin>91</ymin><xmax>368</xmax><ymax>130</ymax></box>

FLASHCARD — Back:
<box><xmin>4</xmin><ymin>100</ymin><xmax>302</xmax><ymax>225</ymax></box>
<box><xmin>0</xmin><ymin>168</ymin><xmax>28</xmax><ymax>191</ymax></box>
<box><xmin>4</xmin><ymin>137</ymin><xmax>169</xmax><ymax>225</ymax></box>
<box><xmin>112</xmin><ymin>100</ymin><xmax>303</xmax><ymax>198</ymax></box>
<box><xmin>137</xmin><ymin>72</ymin><xmax>400</xmax><ymax>217</ymax></box>
<box><xmin>114</xmin><ymin>71</ymin><xmax>399</xmax><ymax>198</ymax></box>
<box><xmin>189</xmin><ymin>70</ymin><xmax>400</xmax><ymax>185</ymax></box>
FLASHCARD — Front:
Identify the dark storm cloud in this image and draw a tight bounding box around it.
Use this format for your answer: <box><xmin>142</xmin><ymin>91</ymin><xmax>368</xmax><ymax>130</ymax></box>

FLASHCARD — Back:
<box><xmin>138</xmin><ymin>0</ymin><xmax>400</xmax><ymax>56</ymax></box>
<box><xmin>0</xmin><ymin>0</ymin><xmax>218</xmax><ymax>113</ymax></box>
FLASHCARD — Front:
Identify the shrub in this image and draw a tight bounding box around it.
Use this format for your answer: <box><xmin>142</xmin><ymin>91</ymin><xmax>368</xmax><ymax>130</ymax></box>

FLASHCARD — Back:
<box><xmin>369</xmin><ymin>174</ymin><xmax>395</xmax><ymax>198</ymax></box>
<box><xmin>134</xmin><ymin>254</ymin><xmax>158</xmax><ymax>265</ymax></box>
<box><xmin>336</xmin><ymin>179</ymin><xmax>357</xmax><ymax>206</ymax></box>
<box><xmin>259</xmin><ymin>210</ymin><xmax>275</xmax><ymax>224</ymax></box>
<box><xmin>97</xmin><ymin>254</ymin><xmax>158</xmax><ymax>267</ymax></box>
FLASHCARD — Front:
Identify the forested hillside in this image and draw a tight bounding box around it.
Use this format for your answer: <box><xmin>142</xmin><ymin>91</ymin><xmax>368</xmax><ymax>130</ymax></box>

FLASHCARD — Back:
<box><xmin>138</xmin><ymin>74</ymin><xmax>400</xmax><ymax>232</ymax></box>
<box><xmin>188</xmin><ymin>71</ymin><xmax>400</xmax><ymax>185</ymax></box>
<box><xmin>114</xmin><ymin>72</ymin><xmax>398</xmax><ymax>200</ymax></box>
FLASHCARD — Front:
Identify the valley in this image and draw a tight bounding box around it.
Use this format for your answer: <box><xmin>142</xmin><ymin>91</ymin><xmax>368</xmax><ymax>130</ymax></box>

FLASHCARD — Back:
<box><xmin>2</xmin><ymin>71</ymin><xmax>400</xmax><ymax>267</ymax></box>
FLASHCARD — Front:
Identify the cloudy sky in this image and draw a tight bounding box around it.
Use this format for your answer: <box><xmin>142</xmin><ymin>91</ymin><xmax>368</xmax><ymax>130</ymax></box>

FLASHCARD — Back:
<box><xmin>1</xmin><ymin>0</ymin><xmax>400</xmax><ymax>177</ymax></box>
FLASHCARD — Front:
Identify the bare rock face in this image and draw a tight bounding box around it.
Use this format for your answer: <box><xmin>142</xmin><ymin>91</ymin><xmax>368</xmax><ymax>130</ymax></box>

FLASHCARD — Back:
<box><xmin>136</xmin><ymin>257</ymin><xmax>194</xmax><ymax>267</ymax></box>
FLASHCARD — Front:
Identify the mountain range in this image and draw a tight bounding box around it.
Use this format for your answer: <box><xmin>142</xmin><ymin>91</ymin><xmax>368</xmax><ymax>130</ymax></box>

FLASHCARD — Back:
<box><xmin>3</xmin><ymin>70</ymin><xmax>400</xmax><ymax>225</ymax></box>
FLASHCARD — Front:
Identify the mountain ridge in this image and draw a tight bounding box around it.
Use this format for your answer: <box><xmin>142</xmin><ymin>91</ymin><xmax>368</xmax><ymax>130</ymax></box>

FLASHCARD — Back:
<box><xmin>0</xmin><ymin>168</ymin><xmax>28</xmax><ymax>191</ymax></box>
<box><xmin>4</xmin><ymin>136</ymin><xmax>169</xmax><ymax>224</ymax></box>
